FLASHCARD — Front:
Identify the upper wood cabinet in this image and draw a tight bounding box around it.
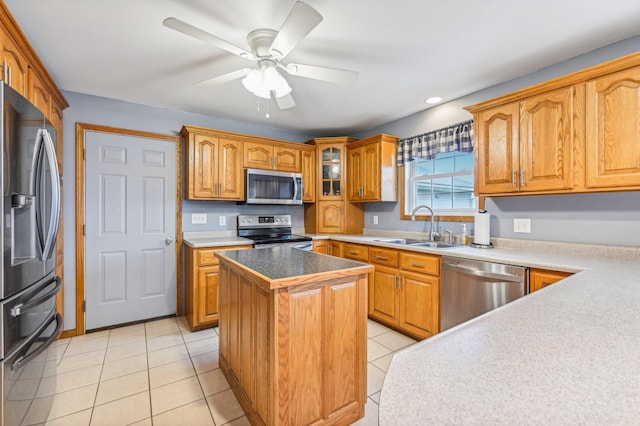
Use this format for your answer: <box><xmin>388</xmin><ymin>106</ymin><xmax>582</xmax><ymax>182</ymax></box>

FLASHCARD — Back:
<box><xmin>0</xmin><ymin>31</ymin><xmax>27</xmax><ymax>96</ymax></box>
<box><xmin>347</xmin><ymin>134</ymin><xmax>398</xmax><ymax>202</ymax></box>
<box><xmin>474</xmin><ymin>88</ymin><xmax>575</xmax><ymax>195</ymax></box>
<box><xmin>304</xmin><ymin>137</ymin><xmax>364</xmax><ymax>234</ymax></box>
<box><xmin>182</xmin><ymin>126</ymin><xmax>244</xmax><ymax>200</ymax></box>
<box><xmin>301</xmin><ymin>146</ymin><xmax>315</xmax><ymax>202</ymax></box>
<box><xmin>244</xmin><ymin>140</ymin><xmax>301</xmax><ymax>172</ymax></box>
<box><xmin>586</xmin><ymin>66</ymin><xmax>640</xmax><ymax>188</ymax></box>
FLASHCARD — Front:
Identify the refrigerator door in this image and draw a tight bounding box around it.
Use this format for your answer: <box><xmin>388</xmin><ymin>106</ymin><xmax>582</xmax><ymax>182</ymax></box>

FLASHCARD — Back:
<box><xmin>2</xmin><ymin>84</ymin><xmax>59</xmax><ymax>299</ymax></box>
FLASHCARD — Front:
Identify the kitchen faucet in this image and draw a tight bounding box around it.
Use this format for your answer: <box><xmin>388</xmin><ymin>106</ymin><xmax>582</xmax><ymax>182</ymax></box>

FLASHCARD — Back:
<box><xmin>410</xmin><ymin>205</ymin><xmax>439</xmax><ymax>241</ymax></box>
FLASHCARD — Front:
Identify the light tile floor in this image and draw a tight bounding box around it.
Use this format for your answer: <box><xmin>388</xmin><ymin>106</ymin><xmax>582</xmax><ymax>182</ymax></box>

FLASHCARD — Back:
<box><xmin>21</xmin><ymin>316</ymin><xmax>416</xmax><ymax>425</ymax></box>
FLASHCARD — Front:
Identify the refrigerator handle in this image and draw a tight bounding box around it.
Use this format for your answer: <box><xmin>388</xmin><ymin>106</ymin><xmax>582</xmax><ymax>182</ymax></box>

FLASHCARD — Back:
<box><xmin>40</xmin><ymin>129</ymin><xmax>61</xmax><ymax>262</ymax></box>
<box><xmin>11</xmin><ymin>313</ymin><xmax>62</xmax><ymax>372</ymax></box>
<box><xmin>10</xmin><ymin>275</ymin><xmax>62</xmax><ymax>317</ymax></box>
<box><xmin>31</xmin><ymin>129</ymin><xmax>46</xmax><ymax>254</ymax></box>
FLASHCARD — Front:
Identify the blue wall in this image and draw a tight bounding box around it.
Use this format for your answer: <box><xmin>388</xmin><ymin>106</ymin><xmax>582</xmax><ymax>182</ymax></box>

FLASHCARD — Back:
<box><xmin>354</xmin><ymin>36</ymin><xmax>640</xmax><ymax>247</ymax></box>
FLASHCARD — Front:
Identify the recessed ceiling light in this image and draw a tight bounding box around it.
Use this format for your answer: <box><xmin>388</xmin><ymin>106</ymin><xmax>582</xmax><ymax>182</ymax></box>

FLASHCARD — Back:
<box><xmin>425</xmin><ymin>96</ymin><xmax>443</xmax><ymax>104</ymax></box>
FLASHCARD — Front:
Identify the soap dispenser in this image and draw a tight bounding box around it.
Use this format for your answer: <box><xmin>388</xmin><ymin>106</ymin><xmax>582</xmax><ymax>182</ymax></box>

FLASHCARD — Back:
<box><xmin>461</xmin><ymin>224</ymin><xmax>468</xmax><ymax>245</ymax></box>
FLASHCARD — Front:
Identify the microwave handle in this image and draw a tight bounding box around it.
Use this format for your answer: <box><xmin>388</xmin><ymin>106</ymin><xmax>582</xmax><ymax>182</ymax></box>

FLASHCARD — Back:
<box><xmin>294</xmin><ymin>176</ymin><xmax>300</xmax><ymax>201</ymax></box>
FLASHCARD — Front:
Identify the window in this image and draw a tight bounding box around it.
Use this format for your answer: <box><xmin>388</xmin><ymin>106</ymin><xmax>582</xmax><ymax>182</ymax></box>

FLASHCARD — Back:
<box><xmin>404</xmin><ymin>151</ymin><xmax>477</xmax><ymax>216</ymax></box>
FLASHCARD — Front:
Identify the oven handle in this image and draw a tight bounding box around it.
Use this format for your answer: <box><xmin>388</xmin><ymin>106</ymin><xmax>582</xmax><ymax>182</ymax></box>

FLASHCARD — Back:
<box><xmin>10</xmin><ymin>275</ymin><xmax>62</xmax><ymax>317</ymax></box>
<box><xmin>11</xmin><ymin>312</ymin><xmax>62</xmax><ymax>372</ymax></box>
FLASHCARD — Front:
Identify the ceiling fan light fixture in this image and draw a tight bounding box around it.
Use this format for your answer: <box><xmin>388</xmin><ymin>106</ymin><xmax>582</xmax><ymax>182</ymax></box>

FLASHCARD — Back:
<box><xmin>242</xmin><ymin>64</ymin><xmax>291</xmax><ymax>99</ymax></box>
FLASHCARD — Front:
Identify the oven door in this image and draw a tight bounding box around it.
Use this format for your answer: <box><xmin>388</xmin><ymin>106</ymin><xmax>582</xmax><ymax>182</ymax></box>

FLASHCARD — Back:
<box><xmin>245</xmin><ymin>168</ymin><xmax>302</xmax><ymax>205</ymax></box>
<box><xmin>253</xmin><ymin>241</ymin><xmax>313</xmax><ymax>251</ymax></box>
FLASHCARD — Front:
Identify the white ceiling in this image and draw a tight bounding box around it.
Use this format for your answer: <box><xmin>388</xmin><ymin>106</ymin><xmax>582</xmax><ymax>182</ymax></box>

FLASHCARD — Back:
<box><xmin>6</xmin><ymin>0</ymin><xmax>640</xmax><ymax>136</ymax></box>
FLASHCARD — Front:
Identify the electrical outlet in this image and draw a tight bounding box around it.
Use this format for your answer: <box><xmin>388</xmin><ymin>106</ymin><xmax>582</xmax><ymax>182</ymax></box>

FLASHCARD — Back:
<box><xmin>373</xmin><ymin>215</ymin><xmax>378</xmax><ymax>225</ymax></box>
<box><xmin>513</xmin><ymin>218</ymin><xmax>531</xmax><ymax>233</ymax></box>
<box><xmin>191</xmin><ymin>213</ymin><xmax>207</xmax><ymax>224</ymax></box>
<box><xmin>219</xmin><ymin>216</ymin><xmax>226</xmax><ymax>226</ymax></box>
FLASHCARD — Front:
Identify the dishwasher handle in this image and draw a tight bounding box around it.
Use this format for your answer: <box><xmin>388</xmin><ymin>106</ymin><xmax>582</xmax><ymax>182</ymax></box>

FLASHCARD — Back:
<box><xmin>444</xmin><ymin>261</ymin><xmax>523</xmax><ymax>283</ymax></box>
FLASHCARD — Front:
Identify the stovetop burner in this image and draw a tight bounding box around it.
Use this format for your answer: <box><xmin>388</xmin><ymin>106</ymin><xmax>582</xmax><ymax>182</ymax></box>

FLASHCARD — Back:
<box><xmin>237</xmin><ymin>214</ymin><xmax>312</xmax><ymax>245</ymax></box>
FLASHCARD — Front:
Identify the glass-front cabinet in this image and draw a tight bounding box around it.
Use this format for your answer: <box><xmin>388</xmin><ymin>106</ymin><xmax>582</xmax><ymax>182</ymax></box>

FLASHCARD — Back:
<box><xmin>320</xmin><ymin>144</ymin><xmax>343</xmax><ymax>199</ymax></box>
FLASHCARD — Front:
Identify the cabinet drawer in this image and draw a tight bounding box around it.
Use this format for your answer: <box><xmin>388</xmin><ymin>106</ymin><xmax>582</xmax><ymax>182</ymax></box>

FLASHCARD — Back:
<box><xmin>343</xmin><ymin>243</ymin><xmax>369</xmax><ymax>262</ymax></box>
<box><xmin>400</xmin><ymin>252</ymin><xmax>440</xmax><ymax>275</ymax></box>
<box><xmin>369</xmin><ymin>247</ymin><xmax>399</xmax><ymax>267</ymax></box>
<box><xmin>197</xmin><ymin>249</ymin><xmax>218</xmax><ymax>266</ymax></box>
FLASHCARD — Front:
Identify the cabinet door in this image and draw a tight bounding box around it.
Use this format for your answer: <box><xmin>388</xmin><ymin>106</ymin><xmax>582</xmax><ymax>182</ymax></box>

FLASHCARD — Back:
<box><xmin>313</xmin><ymin>240</ymin><xmax>329</xmax><ymax>254</ymax></box>
<box><xmin>319</xmin><ymin>144</ymin><xmax>343</xmax><ymax>199</ymax></box>
<box><xmin>0</xmin><ymin>35</ymin><xmax>28</xmax><ymax>96</ymax></box>
<box><xmin>191</xmin><ymin>134</ymin><xmax>218</xmax><ymax>198</ymax></box>
<box><xmin>274</xmin><ymin>146</ymin><xmax>300</xmax><ymax>172</ymax></box>
<box><xmin>369</xmin><ymin>265</ymin><xmax>399</xmax><ymax>325</ymax></box>
<box><xmin>586</xmin><ymin>67</ymin><xmax>640</xmax><ymax>188</ymax></box>
<box><xmin>301</xmin><ymin>149</ymin><xmax>315</xmax><ymax>202</ymax></box>
<box><xmin>530</xmin><ymin>268</ymin><xmax>572</xmax><ymax>292</ymax></box>
<box><xmin>317</xmin><ymin>201</ymin><xmax>344</xmax><ymax>233</ymax></box>
<box><xmin>347</xmin><ymin>146</ymin><xmax>363</xmax><ymax>200</ymax></box>
<box><xmin>328</xmin><ymin>241</ymin><xmax>343</xmax><ymax>257</ymax></box>
<box><xmin>362</xmin><ymin>143</ymin><xmax>380</xmax><ymax>200</ymax></box>
<box><xmin>218</xmin><ymin>138</ymin><xmax>244</xmax><ymax>200</ymax></box>
<box><xmin>475</xmin><ymin>103</ymin><xmax>520</xmax><ymax>194</ymax></box>
<box><xmin>197</xmin><ymin>265</ymin><xmax>220</xmax><ymax>324</ymax></box>
<box><xmin>28</xmin><ymin>67</ymin><xmax>51</xmax><ymax>117</ymax></box>
<box><xmin>244</xmin><ymin>141</ymin><xmax>273</xmax><ymax>169</ymax></box>
<box><xmin>399</xmin><ymin>270</ymin><xmax>439</xmax><ymax>339</ymax></box>
<box><xmin>519</xmin><ymin>88</ymin><xmax>574</xmax><ymax>192</ymax></box>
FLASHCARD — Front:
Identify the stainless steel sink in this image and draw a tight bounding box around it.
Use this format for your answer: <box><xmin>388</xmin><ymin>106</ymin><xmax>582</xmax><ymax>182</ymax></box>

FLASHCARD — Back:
<box><xmin>408</xmin><ymin>241</ymin><xmax>458</xmax><ymax>249</ymax></box>
<box><xmin>373</xmin><ymin>239</ymin><xmax>458</xmax><ymax>249</ymax></box>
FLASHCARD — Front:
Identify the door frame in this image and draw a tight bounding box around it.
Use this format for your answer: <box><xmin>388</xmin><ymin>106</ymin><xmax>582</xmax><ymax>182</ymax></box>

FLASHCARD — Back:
<box><xmin>75</xmin><ymin>123</ymin><xmax>182</xmax><ymax>336</ymax></box>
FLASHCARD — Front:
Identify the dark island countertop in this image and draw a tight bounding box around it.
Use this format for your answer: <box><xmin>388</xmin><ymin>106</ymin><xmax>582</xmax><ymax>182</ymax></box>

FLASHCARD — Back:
<box><xmin>214</xmin><ymin>247</ymin><xmax>373</xmax><ymax>290</ymax></box>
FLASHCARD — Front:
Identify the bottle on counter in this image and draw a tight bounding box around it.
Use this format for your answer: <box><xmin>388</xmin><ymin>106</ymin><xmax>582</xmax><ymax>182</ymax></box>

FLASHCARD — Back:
<box><xmin>461</xmin><ymin>224</ymin><xmax>468</xmax><ymax>245</ymax></box>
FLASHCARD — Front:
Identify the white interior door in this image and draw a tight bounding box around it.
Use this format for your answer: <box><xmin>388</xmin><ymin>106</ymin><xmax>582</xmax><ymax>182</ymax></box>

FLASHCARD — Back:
<box><xmin>85</xmin><ymin>131</ymin><xmax>176</xmax><ymax>330</ymax></box>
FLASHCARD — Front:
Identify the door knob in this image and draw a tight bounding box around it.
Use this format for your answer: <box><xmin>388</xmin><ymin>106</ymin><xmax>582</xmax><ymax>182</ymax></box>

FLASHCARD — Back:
<box><xmin>165</xmin><ymin>237</ymin><xmax>174</xmax><ymax>245</ymax></box>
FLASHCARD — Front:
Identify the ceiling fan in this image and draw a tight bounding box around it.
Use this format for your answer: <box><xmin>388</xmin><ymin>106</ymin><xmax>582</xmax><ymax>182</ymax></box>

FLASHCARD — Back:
<box><xmin>163</xmin><ymin>1</ymin><xmax>358</xmax><ymax>111</ymax></box>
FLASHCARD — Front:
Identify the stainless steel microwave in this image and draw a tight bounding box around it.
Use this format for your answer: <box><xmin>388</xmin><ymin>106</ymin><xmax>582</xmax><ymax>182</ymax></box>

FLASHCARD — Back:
<box><xmin>245</xmin><ymin>168</ymin><xmax>303</xmax><ymax>205</ymax></box>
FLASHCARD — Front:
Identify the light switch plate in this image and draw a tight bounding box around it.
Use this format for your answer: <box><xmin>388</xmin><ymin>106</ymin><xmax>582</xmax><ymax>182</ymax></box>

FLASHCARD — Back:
<box><xmin>219</xmin><ymin>216</ymin><xmax>226</xmax><ymax>226</ymax></box>
<box><xmin>513</xmin><ymin>218</ymin><xmax>531</xmax><ymax>233</ymax></box>
<box><xmin>191</xmin><ymin>213</ymin><xmax>207</xmax><ymax>224</ymax></box>
<box><xmin>373</xmin><ymin>215</ymin><xmax>378</xmax><ymax>225</ymax></box>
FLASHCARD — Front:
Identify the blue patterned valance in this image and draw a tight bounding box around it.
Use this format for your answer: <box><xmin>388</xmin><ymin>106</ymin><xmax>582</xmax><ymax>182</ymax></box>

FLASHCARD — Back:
<box><xmin>397</xmin><ymin>119</ymin><xmax>474</xmax><ymax>165</ymax></box>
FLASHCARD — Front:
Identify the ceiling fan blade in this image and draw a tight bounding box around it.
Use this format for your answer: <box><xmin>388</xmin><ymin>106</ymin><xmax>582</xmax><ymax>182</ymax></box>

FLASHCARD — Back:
<box><xmin>283</xmin><ymin>63</ymin><xmax>358</xmax><ymax>85</ymax></box>
<box><xmin>268</xmin><ymin>2</ymin><xmax>322</xmax><ymax>59</ymax></box>
<box><xmin>163</xmin><ymin>17</ymin><xmax>254</xmax><ymax>59</ymax></box>
<box><xmin>274</xmin><ymin>93</ymin><xmax>296</xmax><ymax>110</ymax></box>
<box><xmin>194</xmin><ymin>68</ymin><xmax>252</xmax><ymax>88</ymax></box>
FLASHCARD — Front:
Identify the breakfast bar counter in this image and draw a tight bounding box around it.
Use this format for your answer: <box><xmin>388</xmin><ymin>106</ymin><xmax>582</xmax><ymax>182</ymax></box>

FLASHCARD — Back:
<box><xmin>215</xmin><ymin>247</ymin><xmax>373</xmax><ymax>426</ymax></box>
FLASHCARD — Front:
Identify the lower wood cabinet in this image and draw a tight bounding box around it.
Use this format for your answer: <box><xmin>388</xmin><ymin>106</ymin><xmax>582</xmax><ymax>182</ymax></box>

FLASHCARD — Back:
<box><xmin>313</xmin><ymin>240</ymin><xmax>329</xmax><ymax>254</ymax></box>
<box><xmin>345</xmin><ymin>243</ymin><xmax>441</xmax><ymax>340</ymax></box>
<box><xmin>185</xmin><ymin>244</ymin><xmax>252</xmax><ymax>331</ymax></box>
<box><xmin>530</xmin><ymin>268</ymin><xmax>573</xmax><ymax>292</ymax></box>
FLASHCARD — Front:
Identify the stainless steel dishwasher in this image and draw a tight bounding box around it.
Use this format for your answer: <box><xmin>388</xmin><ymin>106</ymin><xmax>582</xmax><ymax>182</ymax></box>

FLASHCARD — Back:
<box><xmin>441</xmin><ymin>256</ymin><xmax>528</xmax><ymax>331</ymax></box>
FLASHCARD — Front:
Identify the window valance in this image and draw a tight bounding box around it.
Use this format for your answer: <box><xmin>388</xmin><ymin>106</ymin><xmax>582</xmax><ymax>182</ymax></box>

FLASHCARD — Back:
<box><xmin>397</xmin><ymin>119</ymin><xmax>474</xmax><ymax>165</ymax></box>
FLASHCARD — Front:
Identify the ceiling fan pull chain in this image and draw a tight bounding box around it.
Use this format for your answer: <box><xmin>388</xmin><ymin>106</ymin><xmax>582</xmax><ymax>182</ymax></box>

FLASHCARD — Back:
<box><xmin>265</xmin><ymin>98</ymin><xmax>270</xmax><ymax>119</ymax></box>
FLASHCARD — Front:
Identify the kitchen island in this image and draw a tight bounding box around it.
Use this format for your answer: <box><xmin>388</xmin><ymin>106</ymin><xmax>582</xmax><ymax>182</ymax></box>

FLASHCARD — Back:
<box><xmin>215</xmin><ymin>247</ymin><xmax>374</xmax><ymax>426</ymax></box>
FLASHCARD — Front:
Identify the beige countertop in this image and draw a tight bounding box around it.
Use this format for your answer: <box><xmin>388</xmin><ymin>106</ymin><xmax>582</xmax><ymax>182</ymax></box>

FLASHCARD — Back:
<box><xmin>184</xmin><ymin>231</ymin><xmax>640</xmax><ymax>423</ymax></box>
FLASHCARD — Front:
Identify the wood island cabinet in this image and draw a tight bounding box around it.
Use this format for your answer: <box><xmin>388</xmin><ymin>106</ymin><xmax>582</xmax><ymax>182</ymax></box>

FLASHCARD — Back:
<box><xmin>182</xmin><ymin>126</ymin><xmax>244</xmax><ymax>200</ymax></box>
<box><xmin>185</xmin><ymin>244</ymin><xmax>252</xmax><ymax>331</ymax></box>
<box><xmin>530</xmin><ymin>268</ymin><xmax>572</xmax><ymax>292</ymax></box>
<box><xmin>347</xmin><ymin>134</ymin><xmax>398</xmax><ymax>202</ymax></box>
<box><xmin>217</xmin><ymin>249</ymin><xmax>372</xmax><ymax>426</ymax></box>
<box><xmin>244</xmin><ymin>140</ymin><xmax>301</xmax><ymax>172</ymax></box>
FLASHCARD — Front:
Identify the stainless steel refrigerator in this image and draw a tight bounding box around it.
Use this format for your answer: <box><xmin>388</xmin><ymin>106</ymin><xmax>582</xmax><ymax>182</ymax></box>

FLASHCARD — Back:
<box><xmin>0</xmin><ymin>83</ymin><xmax>62</xmax><ymax>426</ymax></box>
